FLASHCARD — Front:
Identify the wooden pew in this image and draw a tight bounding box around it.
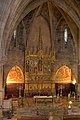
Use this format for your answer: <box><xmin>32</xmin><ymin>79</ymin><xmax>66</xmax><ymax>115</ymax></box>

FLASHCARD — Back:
<box><xmin>63</xmin><ymin>115</ymin><xmax>80</xmax><ymax>120</ymax></box>
<box><xmin>17</xmin><ymin>116</ymin><xmax>48</xmax><ymax>120</ymax></box>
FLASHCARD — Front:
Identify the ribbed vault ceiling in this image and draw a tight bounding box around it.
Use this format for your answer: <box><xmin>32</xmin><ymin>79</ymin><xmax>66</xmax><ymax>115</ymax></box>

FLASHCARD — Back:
<box><xmin>0</xmin><ymin>0</ymin><xmax>80</xmax><ymax>63</ymax></box>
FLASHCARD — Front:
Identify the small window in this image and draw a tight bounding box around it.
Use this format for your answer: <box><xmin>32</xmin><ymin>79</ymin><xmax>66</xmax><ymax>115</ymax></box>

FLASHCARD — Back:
<box><xmin>13</xmin><ymin>30</ymin><xmax>17</xmax><ymax>47</ymax></box>
<box><xmin>13</xmin><ymin>30</ymin><xmax>16</xmax><ymax>39</ymax></box>
<box><xmin>64</xmin><ymin>28</ymin><xmax>68</xmax><ymax>44</ymax></box>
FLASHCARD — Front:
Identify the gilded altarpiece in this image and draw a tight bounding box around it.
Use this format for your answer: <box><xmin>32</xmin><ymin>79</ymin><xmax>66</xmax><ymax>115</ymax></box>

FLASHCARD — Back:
<box><xmin>24</xmin><ymin>50</ymin><xmax>55</xmax><ymax>97</ymax></box>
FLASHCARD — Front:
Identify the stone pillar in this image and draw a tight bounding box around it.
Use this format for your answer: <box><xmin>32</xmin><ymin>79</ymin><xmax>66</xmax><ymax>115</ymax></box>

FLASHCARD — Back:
<box><xmin>77</xmin><ymin>29</ymin><xmax>80</xmax><ymax>93</ymax></box>
<box><xmin>0</xmin><ymin>66</ymin><xmax>4</xmax><ymax>106</ymax></box>
<box><xmin>0</xmin><ymin>65</ymin><xmax>4</xmax><ymax>117</ymax></box>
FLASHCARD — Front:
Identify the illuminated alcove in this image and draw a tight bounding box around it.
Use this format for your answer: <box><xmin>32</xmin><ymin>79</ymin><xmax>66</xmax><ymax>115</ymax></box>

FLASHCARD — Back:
<box><xmin>55</xmin><ymin>66</ymin><xmax>76</xmax><ymax>96</ymax></box>
<box><xmin>5</xmin><ymin>65</ymin><xmax>24</xmax><ymax>98</ymax></box>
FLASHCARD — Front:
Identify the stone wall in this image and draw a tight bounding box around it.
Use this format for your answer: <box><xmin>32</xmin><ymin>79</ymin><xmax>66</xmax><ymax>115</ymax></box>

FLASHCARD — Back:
<box><xmin>3</xmin><ymin>1</ymin><xmax>79</xmax><ymax>93</ymax></box>
<box><xmin>3</xmin><ymin>47</ymin><xmax>24</xmax><ymax>85</ymax></box>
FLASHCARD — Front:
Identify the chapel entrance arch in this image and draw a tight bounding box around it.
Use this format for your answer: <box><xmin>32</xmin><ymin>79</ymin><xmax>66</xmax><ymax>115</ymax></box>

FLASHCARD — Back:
<box><xmin>55</xmin><ymin>66</ymin><xmax>76</xmax><ymax>96</ymax></box>
<box><xmin>5</xmin><ymin>65</ymin><xmax>24</xmax><ymax>98</ymax></box>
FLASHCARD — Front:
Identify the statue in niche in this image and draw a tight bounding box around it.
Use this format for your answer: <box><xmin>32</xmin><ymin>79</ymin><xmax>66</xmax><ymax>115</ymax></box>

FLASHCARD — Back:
<box><xmin>26</xmin><ymin>62</ymin><xmax>29</xmax><ymax>72</ymax></box>
<box><xmin>38</xmin><ymin>59</ymin><xmax>42</xmax><ymax>71</ymax></box>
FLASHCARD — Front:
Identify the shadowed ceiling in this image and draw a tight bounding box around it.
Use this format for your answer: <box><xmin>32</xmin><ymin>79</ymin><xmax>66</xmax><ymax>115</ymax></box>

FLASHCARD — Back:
<box><xmin>0</xmin><ymin>0</ymin><xmax>80</xmax><ymax>63</ymax></box>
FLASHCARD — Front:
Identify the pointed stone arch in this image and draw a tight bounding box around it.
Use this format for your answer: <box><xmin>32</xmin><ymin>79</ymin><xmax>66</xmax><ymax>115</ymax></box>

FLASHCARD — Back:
<box><xmin>55</xmin><ymin>65</ymin><xmax>76</xmax><ymax>96</ymax></box>
<box><xmin>5</xmin><ymin>65</ymin><xmax>24</xmax><ymax>98</ymax></box>
<box><xmin>6</xmin><ymin>65</ymin><xmax>24</xmax><ymax>84</ymax></box>
<box><xmin>55</xmin><ymin>65</ymin><xmax>76</xmax><ymax>84</ymax></box>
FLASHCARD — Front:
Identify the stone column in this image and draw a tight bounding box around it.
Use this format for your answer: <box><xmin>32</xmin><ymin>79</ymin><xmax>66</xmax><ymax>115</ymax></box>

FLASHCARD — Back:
<box><xmin>0</xmin><ymin>65</ymin><xmax>4</xmax><ymax>106</ymax></box>
<box><xmin>77</xmin><ymin>29</ymin><xmax>80</xmax><ymax>93</ymax></box>
<box><xmin>0</xmin><ymin>65</ymin><xmax>4</xmax><ymax>117</ymax></box>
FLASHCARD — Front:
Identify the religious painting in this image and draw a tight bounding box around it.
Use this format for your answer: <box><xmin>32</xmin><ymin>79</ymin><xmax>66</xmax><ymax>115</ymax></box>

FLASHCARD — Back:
<box><xmin>6</xmin><ymin>65</ymin><xmax>24</xmax><ymax>84</ymax></box>
<box><xmin>55</xmin><ymin>66</ymin><xmax>71</xmax><ymax>83</ymax></box>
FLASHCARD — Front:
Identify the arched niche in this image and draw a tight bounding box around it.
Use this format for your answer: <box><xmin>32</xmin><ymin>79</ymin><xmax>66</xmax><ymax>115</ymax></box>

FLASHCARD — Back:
<box><xmin>6</xmin><ymin>65</ymin><xmax>24</xmax><ymax>84</ymax></box>
<box><xmin>5</xmin><ymin>65</ymin><xmax>24</xmax><ymax>98</ymax></box>
<box><xmin>55</xmin><ymin>65</ymin><xmax>76</xmax><ymax>96</ymax></box>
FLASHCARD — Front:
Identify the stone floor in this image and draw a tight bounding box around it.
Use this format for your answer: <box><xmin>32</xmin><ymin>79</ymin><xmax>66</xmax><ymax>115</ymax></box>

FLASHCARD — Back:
<box><xmin>1</xmin><ymin>96</ymin><xmax>80</xmax><ymax>120</ymax></box>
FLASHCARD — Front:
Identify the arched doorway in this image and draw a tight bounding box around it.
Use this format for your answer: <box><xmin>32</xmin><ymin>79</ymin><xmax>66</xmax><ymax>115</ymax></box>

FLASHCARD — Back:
<box><xmin>55</xmin><ymin>66</ymin><xmax>76</xmax><ymax>96</ymax></box>
<box><xmin>5</xmin><ymin>65</ymin><xmax>24</xmax><ymax>98</ymax></box>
